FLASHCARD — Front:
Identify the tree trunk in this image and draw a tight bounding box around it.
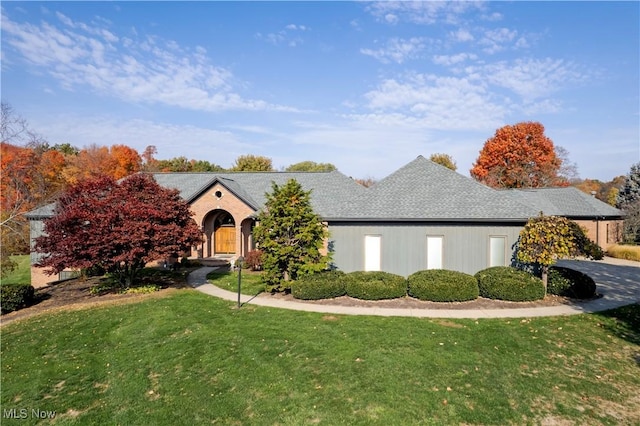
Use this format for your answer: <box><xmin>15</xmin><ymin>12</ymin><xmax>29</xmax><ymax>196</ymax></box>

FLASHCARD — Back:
<box><xmin>541</xmin><ymin>265</ymin><xmax>548</xmax><ymax>295</ymax></box>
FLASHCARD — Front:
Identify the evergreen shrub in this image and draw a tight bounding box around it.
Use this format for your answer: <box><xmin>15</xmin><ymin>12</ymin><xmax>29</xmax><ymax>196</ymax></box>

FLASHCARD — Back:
<box><xmin>1</xmin><ymin>283</ymin><xmax>35</xmax><ymax>314</ymax></box>
<box><xmin>548</xmin><ymin>266</ymin><xmax>596</xmax><ymax>299</ymax></box>
<box><xmin>291</xmin><ymin>271</ymin><xmax>346</xmax><ymax>300</ymax></box>
<box><xmin>475</xmin><ymin>267</ymin><xmax>545</xmax><ymax>301</ymax></box>
<box><xmin>408</xmin><ymin>269</ymin><xmax>479</xmax><ymax>302</ymax></box>
<box><xmin>345</xmin><ymin>271</ymin><xmax>407</xmax><ymax>300</ymax></box>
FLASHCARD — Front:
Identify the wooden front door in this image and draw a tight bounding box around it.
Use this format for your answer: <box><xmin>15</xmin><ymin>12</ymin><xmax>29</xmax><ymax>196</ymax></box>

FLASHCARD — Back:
<box><xmin>215</xmin><ymin>226</ymin><xmax>236</xmax><ymax>254</ymax></box>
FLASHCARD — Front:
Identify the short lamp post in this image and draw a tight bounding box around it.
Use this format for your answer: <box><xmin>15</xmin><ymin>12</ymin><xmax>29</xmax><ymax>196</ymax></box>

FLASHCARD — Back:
<box><xmin>236</xmin><ymin>256</ymin><xmax>244</xmax><ymax>308</ymax></box>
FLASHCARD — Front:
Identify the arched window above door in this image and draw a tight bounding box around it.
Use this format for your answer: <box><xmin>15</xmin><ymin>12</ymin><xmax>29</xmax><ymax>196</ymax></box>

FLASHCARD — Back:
<box><xmin>214</xmin><ymin>212</ymin><xmax>235</xmax><ymax>229</ymax></box>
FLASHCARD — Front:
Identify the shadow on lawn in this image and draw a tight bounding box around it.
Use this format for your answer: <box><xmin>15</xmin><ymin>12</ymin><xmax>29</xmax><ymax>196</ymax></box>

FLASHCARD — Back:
<box><xmin>595</xmin><ymin>303</ymin><xmax>640</xmax><ymax>366</ymax></box>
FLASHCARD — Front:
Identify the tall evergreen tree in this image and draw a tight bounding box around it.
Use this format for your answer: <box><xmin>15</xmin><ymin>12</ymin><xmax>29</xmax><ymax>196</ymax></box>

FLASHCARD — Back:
<box><xmin>616</xmin><ymin>162</ymin><xmax>640</xmax><ymax>208</ymax></box>
<box><xmin>253</xmin><ymin>179</ymin><xmax>330</xmax><ymax>292</ymax></box>
<box><xmin>616</xmin><ymin>162</ymin><xmax>640</xmax><ymax>243</ymax></box>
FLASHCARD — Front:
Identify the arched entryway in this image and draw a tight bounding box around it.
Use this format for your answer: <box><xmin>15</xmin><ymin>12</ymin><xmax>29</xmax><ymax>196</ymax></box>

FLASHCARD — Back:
<box><xmin>202</xmin><ymin>210</ymin><xmax>236</xmax><ymax>257</ymax></box>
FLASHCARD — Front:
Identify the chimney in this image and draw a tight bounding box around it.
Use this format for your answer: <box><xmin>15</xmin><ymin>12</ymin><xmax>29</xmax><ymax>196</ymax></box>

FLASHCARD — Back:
<box><xmin>590</xmin><ymin>191</ymin><xmax>596</xmax><ymax>197</ymax></box>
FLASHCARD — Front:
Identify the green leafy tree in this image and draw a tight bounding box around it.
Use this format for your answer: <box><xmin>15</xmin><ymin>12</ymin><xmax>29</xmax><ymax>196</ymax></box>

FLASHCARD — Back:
<box><xmin>190</xmin><ymin>160</ymin><xmax>225</xmax><ymax>172</ymax></box>
<box><xmin>516</xmin><ymin>214</ymin><xmax>603</xmax><ymax>292</ymax></box>
<box><xmin>285</xmin><ymin>161</ymin><xmax>337</xmax><ymax>172</ymax></box>
<box><xmin>231</xmin><ymin>155</ymin><xmax>274</xmax><ymax>172</ymax></box>
<box><xmin>429</xmin><ymin>153</ymin><xmax>457</xmax><ymax>171</ymax></box>
<box><xmin>253</xmin><ymin>179</ymin><xmax>330</xmax><ymax>292</ymax></box>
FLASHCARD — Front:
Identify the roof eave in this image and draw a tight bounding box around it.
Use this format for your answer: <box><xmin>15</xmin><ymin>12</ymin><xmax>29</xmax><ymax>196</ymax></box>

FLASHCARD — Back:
<box><xmin>324</xmin><ymin>217</ymin><xmax>530</xmax><ymax>223</ymax></box>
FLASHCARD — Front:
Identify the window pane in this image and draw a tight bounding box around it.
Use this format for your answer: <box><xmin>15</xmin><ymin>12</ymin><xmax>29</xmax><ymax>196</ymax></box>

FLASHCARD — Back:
<box><xmin>364</xmin><ymin>235</ymin><xmax>381</xmax><ymax>271</ymax></box>
<box><xmin>427</xmin><ymin>236</ymin><xmax>443</xmax><ymax>269</ymax></box>
<box><xmin>490</xmin><ymin>236</ymin><xmax>506</xmax><ymax>267</ymax></box>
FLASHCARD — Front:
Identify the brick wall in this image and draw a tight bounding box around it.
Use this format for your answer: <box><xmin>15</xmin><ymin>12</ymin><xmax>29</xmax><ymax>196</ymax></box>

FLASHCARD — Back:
<box><xmin>31</xmin><ymin>266</ymin><xmax>53</xmax><ymax>289</ymax></box>
<box><xmin>189</xmin><ymin>183</ymin><xmax>257</xmax><ymax>259</ymax></box>
<box><xmin>574</xmin><ymin>218</ymin><xmax>624</xmax><ymax>251</ymax></box>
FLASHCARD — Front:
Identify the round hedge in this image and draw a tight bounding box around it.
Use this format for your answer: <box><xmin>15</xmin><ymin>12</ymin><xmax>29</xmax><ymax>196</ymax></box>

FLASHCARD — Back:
<box><xmin>408</xmin><ymin>269</ymin><xmax>479</xmax><ymax>302</ymax></box>
<box><xmin>291</xmin><ymin>271</ymin><xmax>347</xmax><ymax>300</ymax></box>
<box><xmin>0</xmin><ymin>283</ymin><xmax>35</xmax><ymax>314</ymax></box>
<box><xmin>548</xmin><ymin>266</ymin><xmax>596</xmax><ymax>299</ymax></box>
<box><xmin>475</xmin><ymin>267</ymin><xmax>545</xmax><ymax>302</ymax></box>
<box><xmin>345</xmin><ymin>271</ymin><xmax>407</xmax><ymax>300</ymax></box>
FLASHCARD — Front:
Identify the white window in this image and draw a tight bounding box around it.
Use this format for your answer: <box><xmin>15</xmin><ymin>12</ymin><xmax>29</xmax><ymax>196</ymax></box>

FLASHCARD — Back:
<box><xmin>364</xmin><ymin>235</ymin><xmax>381</xmax><ymax>271</ymax></box>
<box><xmin>426</xmin><ymin>236</ymin><xmax>443</xmax><ymax>269</ymax></box>
<box><xmin>489</xmin><ymin>236</ymin><xmax>507</xmax><ymax>267</ymax></box>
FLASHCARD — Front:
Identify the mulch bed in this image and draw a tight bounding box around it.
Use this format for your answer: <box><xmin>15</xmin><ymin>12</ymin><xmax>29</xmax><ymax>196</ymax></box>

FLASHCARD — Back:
<box><xmin>2</xmin><ymin>271</ymin><xmax>599</xmax><ymax>325</ymax></box>
<box><xmin>264</xmin><ymin>290</ymin><xmax>595</xmax><ymax>310</ymax></box>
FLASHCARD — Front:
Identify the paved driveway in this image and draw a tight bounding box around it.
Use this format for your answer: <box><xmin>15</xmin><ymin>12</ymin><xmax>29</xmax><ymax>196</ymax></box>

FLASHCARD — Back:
<box><xmin>556</xmin><ymin>257</ymin><xmax>640</xmax><ymax>313</ymax></box>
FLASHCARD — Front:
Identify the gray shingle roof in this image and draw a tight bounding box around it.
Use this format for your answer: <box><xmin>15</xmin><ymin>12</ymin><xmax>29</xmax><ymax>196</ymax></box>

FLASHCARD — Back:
<box><xmin>27</xmin><ymin>156</ymin><xmax>621</xmax><ymax>222</ymax></box>
<box><xmin>25</xmin><ymin>204</ymin><xmax>56</xmax><ymax>219</ymax></box>
<box><xmin>150</xmin><ymin>170</ymin><xmax>368</xmax><ymax>219</ymax></box>
<box><xmin>359</xmin><ymin>156</ymin><xmax>538</xmax><ymax>220</ymax></box>
<box><xmin>506</xmin><ymin>187</ymin><xmax>623</xmax><ymax>218</ymax></box>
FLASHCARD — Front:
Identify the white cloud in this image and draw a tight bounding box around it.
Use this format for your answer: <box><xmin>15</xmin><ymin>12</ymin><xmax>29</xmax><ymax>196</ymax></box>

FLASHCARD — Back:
<box><xmin>450</xmin><ymin>28</ymin><xmax>474</xmax><ymax>42</ymax></box>
<box><xmin>285</xmin><ymin>24</ymin><xmax>308</xmax><ymax>31</ymax></box>
<box><xmin>256</xmin><ymin>23</ymin><xmax>309</xmax><ymax>47</ymax></box>
<box><xmin>357</xmin><ymin>72</ymin><xmax>508</xmax><ymax>131</ymax></box>
<box><xmin>360</xmin><ymin>37</ymin><xmax>428</xmax><ymax>64</ymax></box>
<box><xmin>476</xmin><ymin>58</ymin><xmax>588</xmax><ymax>100</ymax></box>
<box><xmin>482</xmin><ymin>12</ymin><xmax>503</xmax><ymax>22</ymax></box>
<box><xmin>367</xmin><ymin>1</ymin><xmax>486</xmax><ymax>25</ymax></box>
<box><xmin>2</xmin><ymin>12</ymin><xmax>292</xmax><ymax>112</ymax></box>
<box><xmin>56</xmin><ymin>11</ymin><xmax>119</xmax><ymax>43</ymax></box>
<box><xmin>350</xmin><ymin>54</ymin><xmax>590</xmax><ymax>131</ymax></box>
<box><xmin>432</xmin><ymin>52</ymin><xmax>477</xmax><ymax>66</ymax></box>
<box><xmin>479</xmin><ymin>27</ymin><xmax>518</xmax><ymax>54</ymax></box>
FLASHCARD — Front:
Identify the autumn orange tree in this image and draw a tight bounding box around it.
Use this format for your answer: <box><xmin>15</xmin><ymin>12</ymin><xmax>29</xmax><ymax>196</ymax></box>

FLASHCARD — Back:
<box><xmin>62</xmin><ymin>144</ymin><xmax>142</xmax><ymax>183</ymax></box>
<box><xmin>1</xmin><ymin>103</ymin><xmax>69</xmax><ymax>275</ymax></box>
<box><xmin>470</xmin><ymin>121</ymin><xmax>568</xmax><ymax>188</ymax></box>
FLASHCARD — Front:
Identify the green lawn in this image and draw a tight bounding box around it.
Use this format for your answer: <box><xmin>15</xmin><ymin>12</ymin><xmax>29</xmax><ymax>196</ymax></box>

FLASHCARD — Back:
<box><xmin>207</xmin><ymin>269</ymin><xmax>265</xmax><ymax>296</ymax></box>
<box><xmin>1</xmin><ymin>290</ymin><xmax>639</xmax><ymax>425</ymax></box>
<box><xmin>1</xmin><ymin>255</ymin><xmax>31</xmax><ymax>285</ymax></box>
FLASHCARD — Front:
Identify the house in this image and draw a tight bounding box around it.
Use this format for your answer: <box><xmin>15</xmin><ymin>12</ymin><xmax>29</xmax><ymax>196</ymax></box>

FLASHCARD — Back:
<box><xmin>26</xmin><ymin>156</ymin><xmax>624</xmax><ymax>287</ymax></box>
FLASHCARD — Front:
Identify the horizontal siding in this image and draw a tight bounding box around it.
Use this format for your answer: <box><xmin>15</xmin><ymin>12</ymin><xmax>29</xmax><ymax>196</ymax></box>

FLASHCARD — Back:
<box><xmin>29</xmin><ymin>219</ymin><xmax>46</xmax><ymax>265</ymax></box>
<box><xmin>328</xmin><ymin>222</ymin><xmax>524</xmax><ymax>277</ymax></box>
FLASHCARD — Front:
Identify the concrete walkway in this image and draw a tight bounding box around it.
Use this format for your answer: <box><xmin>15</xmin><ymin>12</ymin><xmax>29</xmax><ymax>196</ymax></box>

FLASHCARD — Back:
<box><xmin>187</xmin><ymin>257</ymin><xmax>639</xmax><ymax>319</ymax></box>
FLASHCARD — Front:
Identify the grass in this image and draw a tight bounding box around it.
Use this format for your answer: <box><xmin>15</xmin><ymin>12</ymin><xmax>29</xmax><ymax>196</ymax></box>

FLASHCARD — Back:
<box><xmin>1</xmin><ymin>290</ymin><xmax>639</xmax><ymax>425</ymax></box>
<box><xmin>1</xmin><ymin>255</ymin><xmax>31</xmax><ymax>285</ymax></box>
<box><xmin>607</xmin><ymin>244</ymin><xmax>640</xmax><ymax>262</ymax></box>
<box><xmin>206</xmin><ymin>269</ymin><xmax>265</xmax><ymax>296</ymax></box>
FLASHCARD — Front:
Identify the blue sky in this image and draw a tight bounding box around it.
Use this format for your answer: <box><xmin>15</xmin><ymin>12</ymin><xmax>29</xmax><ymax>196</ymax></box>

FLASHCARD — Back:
<box><xmin>2</xmin><ymin>1</ymin><xmax>638</xmax><ymax>181</ymax></box>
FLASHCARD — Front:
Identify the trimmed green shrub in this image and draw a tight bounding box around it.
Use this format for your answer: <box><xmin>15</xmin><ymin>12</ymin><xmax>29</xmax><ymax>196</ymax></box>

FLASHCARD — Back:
<box><xmin>408</xmin><ymin>269</ymin><xmax>479</xmax><ymax>302</ymax></box>
<box><xmin>291</xmin><ymin>271</ymin><xmax>346</xmax><ymax>300</ymax></box>
<box><xmin>1</xmin><ymin>283</ymin><xmax>35</xmax><ymax>314</ymax></box>
<box><xmin>345</xmin><ymin>271</ymin><xmax>407</xmax><ymax>300</ymax></box>
<box><xmin>475</xmin><ymin>267</ymin><xmax>545</xmax><ymax>302</ymax></box>
<box><xmin>548</xmin><ymin>266</ymin><xmax>596</xmax><ymax>299</ymax></box>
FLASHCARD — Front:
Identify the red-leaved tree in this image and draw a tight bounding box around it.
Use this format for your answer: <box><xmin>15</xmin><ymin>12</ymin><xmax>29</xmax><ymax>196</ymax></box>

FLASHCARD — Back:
<box><xmin>35</xmin><ymin>174</ymin><xmax>202</xmax><ymax>286</ymax></box>
<box><xmin>470</xmin><ymin>121</ymin><xmax>567</xmax><ymax>188</ymax></box>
